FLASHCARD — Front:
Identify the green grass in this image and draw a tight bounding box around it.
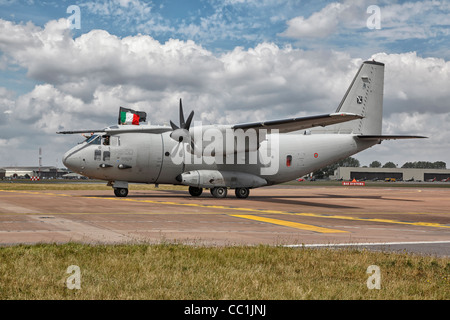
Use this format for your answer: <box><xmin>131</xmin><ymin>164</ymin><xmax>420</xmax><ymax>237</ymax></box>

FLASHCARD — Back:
<box><xmin>0</xmin><ymin>243</ymin><xmax>448</xmax><ymax>300</ymax></box>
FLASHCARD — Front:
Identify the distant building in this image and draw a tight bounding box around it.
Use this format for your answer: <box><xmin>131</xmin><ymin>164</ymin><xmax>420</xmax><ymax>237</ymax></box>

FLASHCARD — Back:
<box><xmin>335</xmin><ymin>167</ymin><xmax>450</xmax><ymax>181</ymax></box>
<box><xmin>1</xmin><ymin>166</ymin><xmax>70</xmax><ymax>179</ymax></box>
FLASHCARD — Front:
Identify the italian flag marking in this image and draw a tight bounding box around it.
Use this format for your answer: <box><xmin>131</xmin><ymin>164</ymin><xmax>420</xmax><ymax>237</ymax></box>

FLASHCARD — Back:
<box><xmin>120</xmin><ymin>111</ymin><xmax>140</xmax><ymax>125</ymax></box>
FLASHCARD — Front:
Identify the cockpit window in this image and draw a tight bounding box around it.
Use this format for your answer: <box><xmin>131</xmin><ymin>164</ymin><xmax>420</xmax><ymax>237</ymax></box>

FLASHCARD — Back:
<box><xmin>86</xmin><ymin>135</ymin><xmax>100</xmax><ymax>145</ymax></box>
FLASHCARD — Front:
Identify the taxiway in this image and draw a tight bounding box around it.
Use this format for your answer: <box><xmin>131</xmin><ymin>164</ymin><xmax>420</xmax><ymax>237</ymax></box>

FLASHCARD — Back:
<box><xmin>0</xmin><ymin>185</ymin><xmax>449</xmax><ymax>256</ymax></box>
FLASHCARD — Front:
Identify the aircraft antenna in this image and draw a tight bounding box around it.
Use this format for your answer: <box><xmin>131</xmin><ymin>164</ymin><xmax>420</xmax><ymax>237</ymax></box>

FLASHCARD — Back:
<box><xmin>39</xmin><ymin>147</ymin><xmax>42</xmax><ymax>178</ymax></box>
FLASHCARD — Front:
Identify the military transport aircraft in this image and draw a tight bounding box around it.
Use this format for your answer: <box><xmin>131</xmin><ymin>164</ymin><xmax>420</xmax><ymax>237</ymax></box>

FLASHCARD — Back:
<box><xmin>59</xmin><ymin>60</ymin><xmax>425</xmax><ymax>198</ymax></box>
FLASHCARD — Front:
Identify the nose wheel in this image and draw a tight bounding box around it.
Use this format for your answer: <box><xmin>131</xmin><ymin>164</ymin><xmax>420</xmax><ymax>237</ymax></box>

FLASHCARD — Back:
<box><xmin>188</xmin><ymin>186</ymin><xmax>203</xmax><ymax>197</ymax></box>
<box><xmin>114</xmin><ymin>188</ymin><xmax>128</xmax><ymax>197</ymax></box>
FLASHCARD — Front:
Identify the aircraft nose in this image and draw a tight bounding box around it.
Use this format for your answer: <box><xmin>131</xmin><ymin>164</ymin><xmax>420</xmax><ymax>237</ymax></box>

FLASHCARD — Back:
<box><xmin>62</xmin><ymin>152</ymin><xmax>71</xmax><ymax>168</ymax></box>
<box><xmin>62</xmin><ymin>151</ymin><xmax>80</xmax><ymax>171</ymax></box>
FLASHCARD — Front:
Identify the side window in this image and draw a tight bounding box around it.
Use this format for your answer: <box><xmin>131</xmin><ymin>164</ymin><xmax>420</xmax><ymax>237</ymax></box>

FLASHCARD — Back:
<box><xmin>102</xmin><ymin>135</ymin><xmax>110</xmax><ymax>146</ymax></box>
<box><xmin>94</xmin><ymin>149</ymin><xmax>101</xmax><ymax>161</ymax></box>
<box><xmin>110</xmin><ymin>136</ymin><xmax>120</xmax><ymax>147</ymax></box>
<box><xmin>286</xmin><ymin>155</ymin><xmax>292</xmax><ymax>167</ymax></box>
<box><xmin>103</xmin><ymin>151</ymin><xmax>110</xmax><ymax>161</ymax></box>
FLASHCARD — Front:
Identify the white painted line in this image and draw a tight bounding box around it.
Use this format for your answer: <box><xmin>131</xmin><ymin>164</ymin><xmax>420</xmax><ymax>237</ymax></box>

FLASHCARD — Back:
<box><xmin>284</xmin><ymin>240</ymin><xmax>450</xmax><ymax>248</ymax></box>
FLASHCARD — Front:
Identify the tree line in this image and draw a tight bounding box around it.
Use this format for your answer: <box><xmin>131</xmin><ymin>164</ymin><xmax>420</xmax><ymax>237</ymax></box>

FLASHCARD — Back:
<box><xmin>368</xmin><ymin>160</ymin><xmax>446</xmax><ymax>169</ymax></box>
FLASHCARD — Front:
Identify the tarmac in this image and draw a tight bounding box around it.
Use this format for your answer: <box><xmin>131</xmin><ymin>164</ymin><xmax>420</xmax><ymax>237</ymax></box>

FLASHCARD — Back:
<box><xmin>0</xmin><ymin>185</ymin><xmax>449</xmax><ymax>256</ymax></box>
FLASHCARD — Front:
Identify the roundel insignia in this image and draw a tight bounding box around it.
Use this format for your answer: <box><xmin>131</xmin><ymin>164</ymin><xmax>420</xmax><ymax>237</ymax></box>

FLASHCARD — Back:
<box><xmin>314</xmin><ymin>153</ymin><xmax>319</xmax><ymax>158</ymax></box>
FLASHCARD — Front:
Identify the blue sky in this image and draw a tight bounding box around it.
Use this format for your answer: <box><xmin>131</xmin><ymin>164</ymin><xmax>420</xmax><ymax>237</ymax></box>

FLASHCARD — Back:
<box><xmin>1</xmin><ymin>0</ymin><xmax>448</xmax><ymax>55</ymax></box>
<box><xmin>0</xmin><ymin>0</ymin><xmax>449</xmax><ymax>167</ymax></box>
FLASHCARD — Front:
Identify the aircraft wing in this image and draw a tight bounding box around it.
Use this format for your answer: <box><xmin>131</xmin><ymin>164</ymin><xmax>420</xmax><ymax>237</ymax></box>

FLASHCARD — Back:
<box><xmin>57</xmin><ymin>125</ymin><xmax>172</xmax><ymax>135</ymax></box>
<box><xmin>104</xmin><ymin>126</ymin><xmax>172</xmax><ymax>134</ymax></box>
<box><xmin>57</xmin><ymin>129</ymin><xmax>106</xmax><ymax>134</ymax></box>
<box><xmin>232</xmin><ymin>112</ymin><xmax>363</xmax><ymax>133</ymax></box>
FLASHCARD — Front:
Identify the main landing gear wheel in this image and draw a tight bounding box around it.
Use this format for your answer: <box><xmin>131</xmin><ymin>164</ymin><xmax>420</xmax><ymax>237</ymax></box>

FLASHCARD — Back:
<box><xmin>189</xmin><ymin>186</ymin><xmax>203</xmax><ymax>197</ymax></box>
<box><xmin>114</xmin><ymin>188</ymin><xmax>128</xmax><ymax>197</ymax></box>
<box><xmin>210</xmin><ymin>187</ymin><xmax>227</xmax><ymax>198</ymax></box>
<box><xmin>235</xmin><ymin>187</ymin><xmax>250</xmax><ymax>199</ymax></box>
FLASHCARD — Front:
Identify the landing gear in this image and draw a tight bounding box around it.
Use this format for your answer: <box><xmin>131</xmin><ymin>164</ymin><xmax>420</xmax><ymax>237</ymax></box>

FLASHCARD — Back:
<box><xmin>235</xmin><ymin>187</ymin><xmax>250</xmax><ymax>199</ymax></box>
<box><xmin>210</xmin><ymin>187</ymin><xmax>227</xmax><ymax>198</ymax></box>
<box><xmin>189</xmin><ymin>186</ymin><xmax>203</xmax><ymax>197</ymax></box>
<box><xmin>110</xmin><ymin>181</ymin><xmax>129</xmax><ymax>197</ymax></box>
<box><xmin>188</xmin><ymin>186</ymin><xmax>251</xmax><ymax>198</ymax></box>
<box><xmin>114</xmin><ymin>187</ymin><xmax>128</xmax><ymax>197</ymax></box>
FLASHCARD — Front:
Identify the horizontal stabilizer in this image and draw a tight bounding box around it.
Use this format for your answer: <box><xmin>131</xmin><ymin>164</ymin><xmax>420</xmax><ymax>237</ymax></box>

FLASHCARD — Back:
<box><xmin>233</xmin><ymin>112</ymin><xmax>363</xmax><ymax>133</ymax></box>
<box><xmin>357</xmin><ymin>135</ymin><xmax>427</xmax><ymax>140</ymax></box>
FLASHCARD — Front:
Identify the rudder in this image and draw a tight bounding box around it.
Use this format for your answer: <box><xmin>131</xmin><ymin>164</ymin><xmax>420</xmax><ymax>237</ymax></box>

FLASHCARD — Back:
<box><xmin>322</xmin><ymin>60</ymin><xmax>384</xmax><ymax>135</ymax></box>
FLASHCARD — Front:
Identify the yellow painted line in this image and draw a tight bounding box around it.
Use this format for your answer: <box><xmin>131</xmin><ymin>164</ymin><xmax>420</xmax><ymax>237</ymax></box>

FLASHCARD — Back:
<box><xmin>1</xmin><ymin>189</ymin><xmax>449</xmax><ymax>229</ymax></box>
<box><xmin>230</xmin><ymin>214</ymin><xmax>348</xmax><ymax>233</ymax></box>
<box><xmin>292</xmin><ymin>213</ymin><xmax>450</xmax><ymax>229</ymax></box>
<box><xmin>0</xmin><ymin>211</ymin><xmax>234</xmax><ymax>216</ymax></box>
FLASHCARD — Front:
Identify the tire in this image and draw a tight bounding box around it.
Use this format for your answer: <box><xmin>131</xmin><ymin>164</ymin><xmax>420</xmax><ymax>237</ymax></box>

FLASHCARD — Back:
<box><xmin>211</xmin><ymin>187</ymin><xmax>227</xmax><ymax>198</ymax></box>
<box><xmin>114</xmin><ymin>188</ymin><xmax>128</xmax><ymax>197</ymax></box>
<box><xmin>189</xmin><ymin>186</ymin><xmax>203</xmax><ymax>197</ymax></box>
<box><xmin>235</xmin><ymin>187</ymin><xmax>250</xmax><ymax>199</ymax></box>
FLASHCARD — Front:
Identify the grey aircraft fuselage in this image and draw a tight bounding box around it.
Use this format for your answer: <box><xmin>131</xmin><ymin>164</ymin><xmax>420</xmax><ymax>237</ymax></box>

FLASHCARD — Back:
<box><xmin>63</xmin><ymin>131</ymin><xmax>375</xmax><ymax>185</ymax></box>
<box><xmin>61</xmin><ymin>60</ymin><xmax>425</xmax><ymax>198</ymax></box>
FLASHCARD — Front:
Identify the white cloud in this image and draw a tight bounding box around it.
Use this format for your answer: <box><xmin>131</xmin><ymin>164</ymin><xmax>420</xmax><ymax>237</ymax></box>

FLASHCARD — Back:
<box><xmin>372</xmin><ymin>52</ymin><xmax>450</xmax><ymax>115</ymax></box>
<box><xmin>80</xmin><ymin>0</ymin><xmax>152</xmax><ymax>21</ymax></box>
<box><xmin>358</xmin><ymin>111</ymin><xmax>450</xmax><ymax>167</ymax></box>
<box><xmin>0</xmin><ymin>18</ymin><xmax>449</xmax><ymax>166</ymax></box>
<box><xmin>280</xmin><ymin>0</ymin><xmax>450</xmax><ymax>43</ymax></box>
<box><xmin>280</xmin><ymin>2</ymin><xmax>350</xmax><ymax>38</ymax></box>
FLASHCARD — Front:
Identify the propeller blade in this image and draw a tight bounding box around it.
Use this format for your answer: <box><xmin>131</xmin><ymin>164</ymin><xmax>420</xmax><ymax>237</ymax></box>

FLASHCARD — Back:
<box><xmin>169</xmin><ymin>98</ymin><xmax>195</xmax><ymax>145</ymax></box>
<box><xmin>185</xmin><ymin>110</ymin><xmax>194</xmax><ymax>130</ymax></box>
<box><xmin>179</xmin><ymin>99</ymin><xmax>185</xmax><ymax>129</ymax></box>
<box><xmin>170</xmin><ymin>120</ymin><xmax>179</xmax><ymax>131</ymax></box>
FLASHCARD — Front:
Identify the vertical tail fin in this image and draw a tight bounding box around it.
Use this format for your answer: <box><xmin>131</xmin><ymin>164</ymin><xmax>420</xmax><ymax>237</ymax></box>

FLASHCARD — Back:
<box><xmin>322</xmin><ymin>60</ymin><xmax>384</xmax><ymax>135</ymax></box>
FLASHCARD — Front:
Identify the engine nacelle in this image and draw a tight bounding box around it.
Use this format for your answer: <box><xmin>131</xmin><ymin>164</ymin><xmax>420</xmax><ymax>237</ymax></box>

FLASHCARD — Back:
<box><xmin>178</xmin><ymin>170</ymin><xmax>267</xmax><ymax>188</ymax></box>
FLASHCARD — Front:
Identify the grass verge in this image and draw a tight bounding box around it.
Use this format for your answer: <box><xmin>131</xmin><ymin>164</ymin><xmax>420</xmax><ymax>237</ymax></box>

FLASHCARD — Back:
<box><xmin>0</xmin><ymin>243</ymin><xmax>448</xmax><ymax>300</ymax></box>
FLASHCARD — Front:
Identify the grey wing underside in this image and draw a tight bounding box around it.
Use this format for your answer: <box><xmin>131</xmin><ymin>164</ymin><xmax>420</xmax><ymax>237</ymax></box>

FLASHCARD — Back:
<box><xmin>232</xmin><ymin>112</ymin><xmax>363</xmax><ymax>133</ymax></box>
<box><xmin>356</xmin><ymin>135</ymin><xmax>427</xmax><ymax>140</ymax></box>
<box><xmin>56</xmin><ymin>126</ymin><xmax>172</xmax><ymax>135</ymax></box>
